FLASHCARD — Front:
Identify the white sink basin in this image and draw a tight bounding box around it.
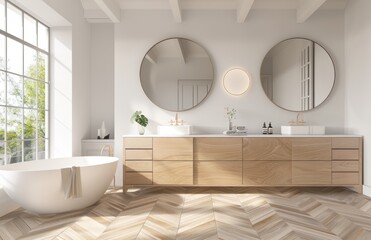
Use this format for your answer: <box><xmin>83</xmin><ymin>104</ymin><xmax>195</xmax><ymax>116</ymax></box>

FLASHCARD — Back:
<box><xmin>281</xmin><ymin>126</ymin><xmax>325</xmax><ymax>135</ymax></box>
<box><xmin>157</xmin><ymin>125</ymin><xmax>192</xmax><ymax>135</ymax></box>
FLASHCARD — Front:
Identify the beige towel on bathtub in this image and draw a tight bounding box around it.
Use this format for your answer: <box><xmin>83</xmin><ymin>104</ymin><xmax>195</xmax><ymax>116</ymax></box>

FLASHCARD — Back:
<box><xmin>61</xmin><ymin>166</ymin><xmax>82</xmax><ymax>199</ymax></box>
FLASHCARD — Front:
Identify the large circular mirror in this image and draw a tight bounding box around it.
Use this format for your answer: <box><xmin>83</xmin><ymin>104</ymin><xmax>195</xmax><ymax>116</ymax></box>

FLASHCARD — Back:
<box><xmin>140</xmin><ymin>38</ymin><xmax>214</xmax><ymax>112</ymax></box>
<box><xmin>261</xmin><ymin>38</ymin><xmax>335</xmax><ymax>112</ymax></box>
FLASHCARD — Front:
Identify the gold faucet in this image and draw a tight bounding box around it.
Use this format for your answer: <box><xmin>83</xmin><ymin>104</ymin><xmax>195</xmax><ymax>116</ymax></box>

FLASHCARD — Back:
<box><xmin>169</xmin><ymin>113</ymin><xmax>184</xmax><ymax>126</ymax></box>
<box><xmin>100</xmin><ymin>145</ymin><xmax>115</xmax><ymax>189</ymax></box>
<box><xmin>289</xmin><ymin>113</ymin><xmax>306</xmax><ymax>126</ymax></box>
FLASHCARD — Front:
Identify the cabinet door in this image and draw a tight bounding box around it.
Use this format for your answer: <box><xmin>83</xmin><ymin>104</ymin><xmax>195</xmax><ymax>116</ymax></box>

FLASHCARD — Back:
<box><xmin>292</xmin><ymin>138</ymin><xmax>331</xmax><ymax>160</ymax></box>
<box><xmin>195</xmin><ymin>161</ymin><xmax>242</xmax><ymax>185</ymax></box>
<box><xmin>153</xmin><ymin>138</ymin><xmax>193</xmax><ymax>160</ymax></box>
<box><xmin>194</xmin><ymin>138</ymin><xmax>242</xmax><ymax>160</ymax></box>
<box><xmin>292</xmin><ymin>161</ymin><xmax>331</xmax><ymax>184</ymax></box>
<box><xmin>243</xmin><ymin>138</ymin><xmax>292</xmax><ymax>160</ymax></box>
<box><xmin>153</xmin><ymin>161</ymin><xmax>193</xmax><ymax>185</ymax></box>
<box><xmin>243</xmin><ymin>161</ymin><xmax>291</xmax><ymax>185</ymax></box>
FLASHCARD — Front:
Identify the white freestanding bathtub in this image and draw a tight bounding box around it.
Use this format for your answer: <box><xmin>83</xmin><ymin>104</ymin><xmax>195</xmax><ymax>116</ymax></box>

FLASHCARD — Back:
<box><xmin>0</xmin><ymin>156</ymin><xmax>118</xmax><ymax>214</ymax></box>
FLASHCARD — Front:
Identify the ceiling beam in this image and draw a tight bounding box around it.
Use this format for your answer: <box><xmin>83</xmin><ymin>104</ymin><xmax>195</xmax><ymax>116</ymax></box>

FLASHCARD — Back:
<box><xmin>175</xmin><ymin>39</ymin><xmax>186</xmax><ymax>63</ymax></box>
<box><xmin>237</xmin><ymin>0</ymin><xmax>255</xmax><ymax>23</ymax></box>
<box><xmin>169</xmin><ymin>0</ymin><xmax>182</xmax><ymax>23</ymax></box>
<box><xmin>297</xmin><ymin>0</ymin><xmax>327</xmax><ymax>23</ymax></box>
<box><xmin>93</xmin><ymin>0</ymin><xmax>121</xmax><ymax>23</ymax></box>
<box><xmin>145</xmin><ymin>53</ymin><xmax>156</xmax><ymax>65</ymax></box>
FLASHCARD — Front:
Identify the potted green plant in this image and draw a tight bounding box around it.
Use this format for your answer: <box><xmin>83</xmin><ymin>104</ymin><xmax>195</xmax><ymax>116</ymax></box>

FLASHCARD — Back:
<box><xmin>130</xmin><ymin>111</ymin><xmax>148</xmax><ymax>135</ymax></box>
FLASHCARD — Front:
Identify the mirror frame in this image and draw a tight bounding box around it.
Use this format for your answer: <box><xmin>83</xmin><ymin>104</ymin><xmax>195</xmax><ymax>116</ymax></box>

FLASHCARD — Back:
<box><xmin>260</xmin><ymin>37</ymin><xmax>336</xmax><ymax>112</ymax></box>
<box><xmin>139</xmin><ymin>37</ymin><xmax>215</xmax><ymax>112</ymax></box>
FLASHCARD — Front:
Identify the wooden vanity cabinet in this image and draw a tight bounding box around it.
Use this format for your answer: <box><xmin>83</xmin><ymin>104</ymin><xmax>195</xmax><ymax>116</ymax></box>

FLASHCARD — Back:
<box><xmin>194</xmin><ymin>138</ymin><xmax>242</xmax><ymax>185</ymax></box>
<box><xmin>123</xmin><ymin>136</ymin><xmax>363</xmax><ymax>193</ymax></box>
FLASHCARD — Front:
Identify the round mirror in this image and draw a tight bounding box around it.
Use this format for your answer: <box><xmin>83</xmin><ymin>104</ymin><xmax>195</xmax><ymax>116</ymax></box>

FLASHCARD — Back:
<box><xmin>140</xmin><ymin>38</ymin><xmax>214</xmax><ymax>111</ymax></box>
<box><xmin>261</xmin><ymin>38</ymin><xmax>335</xmax><ymax>112</ymax></box>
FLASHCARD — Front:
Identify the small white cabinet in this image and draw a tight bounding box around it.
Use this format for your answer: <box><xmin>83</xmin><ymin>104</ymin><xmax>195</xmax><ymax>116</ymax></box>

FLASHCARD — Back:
<box><xmin>81</xmin><ymin>139</ymin><xmax>114</xmax><ymax>156</ymax></box>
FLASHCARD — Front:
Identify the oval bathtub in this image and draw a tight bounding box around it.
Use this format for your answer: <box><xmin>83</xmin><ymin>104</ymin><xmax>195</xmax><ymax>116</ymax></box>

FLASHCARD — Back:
<box><xmin>0</xmin><ymin>156</ymin><xmax>118</xmax><ymax>214</ymax></box>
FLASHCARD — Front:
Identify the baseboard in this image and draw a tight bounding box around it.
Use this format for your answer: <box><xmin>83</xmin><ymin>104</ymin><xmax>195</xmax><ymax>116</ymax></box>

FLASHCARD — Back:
<box><xmin>0</xmin><ymin>188</ymin><xmax>19</xmax><ymax>217</ymax></box>
<box><xmin>363</xmin><ymin>185</ymin><xmax>371</xmax><ymax>197</ymax></box>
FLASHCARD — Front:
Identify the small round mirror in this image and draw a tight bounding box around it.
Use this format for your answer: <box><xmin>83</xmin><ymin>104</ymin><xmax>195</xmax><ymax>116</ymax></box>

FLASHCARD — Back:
<box><xmin>140</xmin><ymin>38</ymin><xmax>214</xmax><ymax>112</ymax></box>
<box><xmin>261</xmin><ymin>38</ymin><xmax>335</xmax><ymax>111</ymax></box>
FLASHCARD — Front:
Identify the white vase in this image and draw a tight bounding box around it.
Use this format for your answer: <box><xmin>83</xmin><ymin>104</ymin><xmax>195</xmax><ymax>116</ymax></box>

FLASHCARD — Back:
<box><xmin>228</xmin><ymin>121</ymin><xmax>233</xmax><ymax>130</ymax></box>
<box><xmin>138</xmin><ymin>125</ymin><xmax>145</xmax><ymax>135</ymax></box>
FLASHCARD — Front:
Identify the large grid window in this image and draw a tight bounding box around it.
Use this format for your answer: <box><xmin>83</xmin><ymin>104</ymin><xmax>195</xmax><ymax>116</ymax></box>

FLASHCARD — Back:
<box><xmin>0</xmin><ymin>0</ymin><xmax>49</xmax><ymax>165</ymax></box>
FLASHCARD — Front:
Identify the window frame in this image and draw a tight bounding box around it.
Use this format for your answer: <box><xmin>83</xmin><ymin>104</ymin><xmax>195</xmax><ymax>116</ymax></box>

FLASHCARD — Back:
<box><xmin>0</xmin><ymin>0</ymin><xmax>50</xmax><ymax>165</ymax></box>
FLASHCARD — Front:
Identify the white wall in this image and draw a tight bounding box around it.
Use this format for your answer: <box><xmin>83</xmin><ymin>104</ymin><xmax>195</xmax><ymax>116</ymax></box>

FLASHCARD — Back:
<box><xmin>344</xmin><ymin>0</ymin><xmax>371</xmax><ymax>194</ymax></box>
<box><xmin>90</xmin><ymin>24</ymin><xmax>114</xmax><ymax>139</ymax></box>
<box><xmin>114</xmin><ymin>9</ymin><xmax>345</xmax><ymax>186</ymax></box>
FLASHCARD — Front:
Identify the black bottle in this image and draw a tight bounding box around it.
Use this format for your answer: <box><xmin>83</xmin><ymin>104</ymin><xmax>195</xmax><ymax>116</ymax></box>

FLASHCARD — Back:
<box><xmin>262</xmin><ymin>122</ymin><xmax>268</xmax><ymax>134</ymax></box>
<box><xmin>268</xmin><ymin>122</ymin><xmax>273</xmax><ymax>134</ymax></box>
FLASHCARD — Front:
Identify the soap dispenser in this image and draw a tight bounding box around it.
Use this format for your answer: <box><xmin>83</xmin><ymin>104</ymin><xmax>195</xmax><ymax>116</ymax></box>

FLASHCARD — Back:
<box><xmin>268</xmin><ymin>122</ymin><xmax>273</xmax><ymax>134</ymax></box>
<box><xmin>262</xmin><ymin>122</ymin><xmax>268</xmax><ymax>134</ymax></box>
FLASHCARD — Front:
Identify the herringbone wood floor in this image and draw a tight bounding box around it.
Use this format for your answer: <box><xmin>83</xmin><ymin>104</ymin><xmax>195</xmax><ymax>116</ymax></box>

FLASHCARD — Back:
<box><xmin>1</xmin><ymin>187</ymin><xmax>371</xmax><ymax>240</ymax></box>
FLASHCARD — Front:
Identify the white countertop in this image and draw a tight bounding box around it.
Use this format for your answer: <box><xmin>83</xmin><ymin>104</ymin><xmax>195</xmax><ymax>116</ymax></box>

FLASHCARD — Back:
<box><xmin>123</xmin><ymin>134</ymin><xmax>362</xmax><ymax>138</ymax></box>
<box><xmin>82</xmin><ymin>139</ymin><xmax>115</xmax><ymax>142</ymax></box>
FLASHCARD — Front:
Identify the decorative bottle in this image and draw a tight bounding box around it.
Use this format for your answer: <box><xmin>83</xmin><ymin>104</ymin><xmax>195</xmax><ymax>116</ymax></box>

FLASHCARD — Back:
<box><xmin>262</xmin><ymin>122</ymin><xmax>268</xmax><ymax>134</ymax></box>
<box><xmin>268</xmin><ymin>122</ymin><xmax>273</xmax><ymax>134</ymax></box>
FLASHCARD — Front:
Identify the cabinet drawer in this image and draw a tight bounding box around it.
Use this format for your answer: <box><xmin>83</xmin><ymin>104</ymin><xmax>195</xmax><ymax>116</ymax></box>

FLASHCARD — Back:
<box><xmin>125</xmin><ymin>150</ymin><xmax>152</xmax><ymax>160</ymax></box>
<box><xmin>332</xmin><ymin>138</ymin><xmax>359</xmax><ymax>149</ymax></box>
<box><xmin>126</xmin><ymin>172</ymin><xmax>152</xmax><ymax>185</ymax></box>
<box><xmin>153</xmin><ymin>138</ymin><xmax>193</xmax><ymax>160</ymax></box>
<box><xmin>332</xmin><ymin>161</ymin><xmax>359</xmax><ymax>172</ymax></box>
<box><xmin>243</xmin><ymin>161</ymin><xmax>291</xmax><ymax>185</ymax></box>
<box><xmin>243</xmin><ymin>138</ymin><xmax>291</xmax><ymax>160</ymax></box>
<box><xmin>125</xmin><ymin>138</ymin><xmax>152</xmax><ymax>149</ymax></box>
<box><xmin>292</xmin><ymin>138</ymin><xmax>331</xmax><ymax>160</ymax></box>
<box><xmin>332</xmin><ymin>150</ymin><xmax>359</xmax><ymax>160</ymax></box>
<box><xmin>194</xmin><ymin>138</ymin><xmax>242</xmax><ymax>160</ymax></box>
<box><xmin>292</xmin><ymin>161</ymin><xmax>331</xmax><ymax>184</ymax></box>
<box><xmin>153</xmin><ymin>161</ymin><xmax>193</xmax><ymax>185</ymax></box>
<box><xmin>332</xmin><ymin>173</ymin><xmax>358</xmax><ymax>185</ymax></box>
<box><xmin>126</xmin><ymin>161</ymin><xmax>152</xmax><ymax>172</ymax></box>
<box><xmin>195</xmin><ymin>161</ymin><xmax>242</xmax><ymax>185</ymax></box>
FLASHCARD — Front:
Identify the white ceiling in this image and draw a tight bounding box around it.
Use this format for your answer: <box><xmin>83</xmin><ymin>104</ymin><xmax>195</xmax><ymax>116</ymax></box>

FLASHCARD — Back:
<box><xmin>81</xmin><ymin>0</ymin><xmax>348</xmax><ymax>23</ymax></box>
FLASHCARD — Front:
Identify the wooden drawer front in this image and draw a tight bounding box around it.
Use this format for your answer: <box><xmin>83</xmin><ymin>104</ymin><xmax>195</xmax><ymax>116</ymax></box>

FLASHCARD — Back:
<box><xmin>292</xmin><ymin>138</ymin><xmax>331</xmax><ymax>160</ymax></box>
<box><xmin>195</xmin><ymin>161</ymin><xmax>242</xmax><ymax>185</ymax></box>
<box><xmin>194</xmin><ymin>138</ymin><xmax>242</xmax><ymax>161</ymax></box>
<box><xmin>332</xmin><ymin>138</ymin><xmax>359</xmax><ymax>149</ymax></box>
<box><xmin>126</xmin><ymin>161</ymin><xmax>152</xmax><ymax>172</ymax></box>
<box><xmin>292</xmin><ymin>161</ymin><xmax>331</xmax><ymax>184</ymax></box>
<box><xmin>243</xmin><ymin>138</ymin><xmax>291</xmax><ymax>160</ymax></box>
<box><xmin>153</xmin><ymin>138</ymin><xmax>193</xmax><ymax>160</ymax></box>
<box><xmin>153</xmin><ymin>161</ymin><xmax>193</xmax><ymax>185</ymax></box>
<box><xmin>125</xmin><ymin>150</ymin><xmax>152</xmax><ymax>160</ymax></box>
<box><xmin>124</xmin><ymin>138</ymin><xmax>152</xmax><ymax>149</ymax></box>
<box><xmin>332</xmin><ymin>150</ymin><xmax>359</xmax><ymax>160</ymax></box>
<box><xmin>332</xmin><ymin>161</ymin><xmax>359</xmax><ymax>172</ymax></box>
<box><xmin>126</xmin><ymin>172</ymin><xmax>152</xmax><ymax>185</ymax></box>
<box><xmin>332</xmin><ymin>173</ymin><xmax>359</xmax><ymax>185</ymax></box>
<box><xmin>243</xmin><ymin>161</ymin><xmax>291</xmax><ymax>185</ymax></box>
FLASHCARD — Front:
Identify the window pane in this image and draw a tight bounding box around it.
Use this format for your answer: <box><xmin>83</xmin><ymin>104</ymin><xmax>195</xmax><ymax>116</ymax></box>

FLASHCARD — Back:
<box><xmin>24</xmin><ymin>14</ymin><xmax>37</xmax><ymax>46</ymax></box>
<box><xmin>6</xmin><ymin>3</ymin><xmax>22</xmax><ymax>39</ymax></box>
<box><xmin>38</xmin><ymin>110</ymin><xmax>46</xmax><ymax>138</ymax></box>
<box><xmin>0</xmin><ymin>0</ymin><xmax>5</xmax><ymax>31</ymax></box>
<box><xmin>0</xmin><ymin>71</ymin><xmax>5</xmax><ymax>104</ymax></box>
<box><xmin>38</xmin><ymin>52</ymin><xmax>48</xmax><ymax>81</ymax></box>
<box><xmin>7</xmin><ymin>73</ymin><xmax>23</xmax><ymax>107</ymax></box>
<box><xmin>37</xmin><ymin>81</ymin><xmax>47</xmax><ymax>109</ymax></box>
<box><xmin>7</xmin><ymin>141</ymin><xmax>22</xmax><ymax>164</ymax></box>
<box><xmin>38</xmin><ymin>23</ymin><xmax>48</xmax><ymax>52</ymax></box>
<box><xmin>24</xmin><ymin>78</ymin><xmax>36</xmax><ymax>108</ymax></box>
<box><xmin>7</xmin><ymin>38</ymin><xmax>23</xmax><ymax>75</ymax></box>
<box><xmin>24</xmin><ymin>46</ymin><xmax>37</xmax><ymax>78</ymax></box>
<box><xmin>37</xmin><ymin>138</ymin><xmax>45</xmax><ymax>159</ymax></box>
<box><xmin>0</xmin><ymin>141</ymin><xmax>4</xmax><ymax>165</ymax></box>
<box><xmin>24</xmin><ymin>109</ymin><xmax>36</xmax><ymax>139</ymax></box>
<box><xmin>7</xmin><ymin>107</ymin><xmax>22</xmax><ymax>140</ymax></box>
<box><xmin>24</xmin><ymin>140</ymin><xmax>36</xmax><ymax>161</ymax></box>
<box><xmin>0</xmin><ymin>106</ymin><xmax>4</xmax><ymax>140</ymax></box>
<box><xmin>0</xmin><ymin>35</ymin><xmax>5</xmax><ymax>70</ymax></box>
